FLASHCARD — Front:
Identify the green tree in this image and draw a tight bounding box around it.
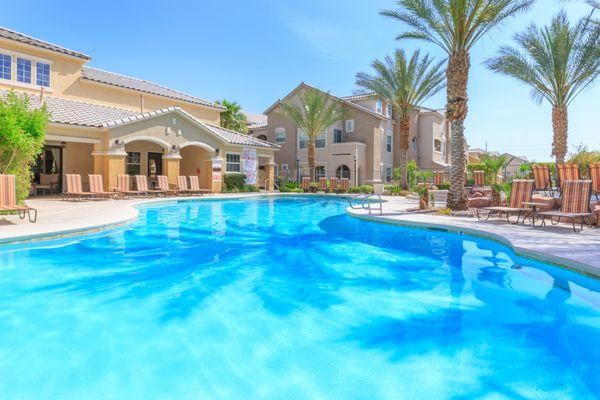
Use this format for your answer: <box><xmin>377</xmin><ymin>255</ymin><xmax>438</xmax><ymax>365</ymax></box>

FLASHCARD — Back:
<box><xmin>480</xmin><ymin>155</ymin><xmax>508</xmax><ymax>185</ymax></box>
<box><xmin>215</xmin><ymin>99</ymin><xmax>249</xmax><ymax>133</ymax></box>
<box><xmin>0</xmin><ymin>91</ymin><xmax>49</xmax><ymax>202</ymax></box>
<box><xmin>277</xmin><ymin>88</ymin><xmax>345</xmax><ymax>181</ymax></box>
<box><xmin>382</xmin><ymin>0</ymin><xmax>534</xmax><ymax>209</ymax></box>
<box><xmin>356</xmin><ymin>49</ymin><xmax>446</xmax><ymax>189</ymax></box>
<box><xmin>486</xmin><ymin>11</ymin><xmax>600</xmax><ymax>163</ymax></box>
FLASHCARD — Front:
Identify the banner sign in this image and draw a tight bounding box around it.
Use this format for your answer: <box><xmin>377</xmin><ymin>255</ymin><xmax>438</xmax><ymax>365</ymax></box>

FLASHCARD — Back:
<box><xmin>242</xmin><ymin>148</ymin><xmax>258</xmax><ymax>185</ymax></box>
<box><xmin>212</xmin><ymin>157</ymin><xmax>222</xmax><ymax>182</ymax></box>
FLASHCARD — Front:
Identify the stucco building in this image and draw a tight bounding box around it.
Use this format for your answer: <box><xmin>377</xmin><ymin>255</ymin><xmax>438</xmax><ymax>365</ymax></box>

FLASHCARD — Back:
<box><xmin>251</xmin><ymin>83</ymin><xmax>450</xmax><ymax>185</ymax></box>
<box><xmin>0</xmin><ymin>27</ymin><xmax>278</xmax><ymax>194</ymax></box>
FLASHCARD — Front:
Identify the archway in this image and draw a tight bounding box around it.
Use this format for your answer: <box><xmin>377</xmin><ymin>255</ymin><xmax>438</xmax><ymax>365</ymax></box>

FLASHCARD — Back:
<box><xmin>336</xmin><ymin>164</ymin><xmax>351</xmax><ymax>180</ymax></box>
<box><xmin>123</xmin><ymin>138</ymin><xmax>169</xmax><ymax>180</ymax></box>
<box><xmin>180</xmin><ymin>143</ymin><xmax>214</xmax><ymax>190</ymax></box>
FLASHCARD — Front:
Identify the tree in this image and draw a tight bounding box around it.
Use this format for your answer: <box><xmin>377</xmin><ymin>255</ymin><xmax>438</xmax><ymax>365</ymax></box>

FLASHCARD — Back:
<box><xmin>356</xmin><ymin>49</ymin><xmax>446</xmax><ymax>189</ymax></box>
<box><xmin>486</xmin><ymin>11</ymin><xmax>600</xmax><ymax>163</ymax></box>
<box><xmin>382</xmin><ymin>0</ymin><xmax>534</xmax><ymax>209</ymax></box>
<box><xmin>277</xmin><ymin>88</ymin><xmax>345</xmax><ymax>181</ymax></box>
<box><xmin>215</xmin><ymin>99</ymin><xmax>248</xmax><ymax>133</ymax></box>
<box><xmin>0</xmin><ymin>91</ymin><xmax>49</xmax><ymax>202</ymax></box>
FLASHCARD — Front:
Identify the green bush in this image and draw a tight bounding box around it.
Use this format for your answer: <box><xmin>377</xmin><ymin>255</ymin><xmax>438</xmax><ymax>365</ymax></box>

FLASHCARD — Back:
<box><xmin>385</xmin><ymin>185</ymin><xmax>404</xmax><ymax>196</ymax></box>
<box><xmin>223</xmin><ymin>173</ymin><xmax>246</xmax><ymax>191</ymax></box>
<box><xmin>436</xmin><ymin>183</ymin><xmax>450</xmax><ymax>190</ymax></box>
<box><xmin>349</xmin><ymin>185</ymin><xmax>373</xmax><ymax>194</ymax></box>
<box><xmin>568</xmin><ymin>145</ymin><xmax>600</xmax><ymax>178</ymax></box>
<box><xmin>467</xmin><ymin>163</ymin><xmax>486</xmax><ymax>173</ymax></box>
<box><xmin>279</xmin><ymin>181</ymin><xmax>301</xmax><ymax>192</ymax></box>
<box><xmin>243</xmin><ymin>184</ymin><xmax>259</xmax><ymax>192</ymax></box>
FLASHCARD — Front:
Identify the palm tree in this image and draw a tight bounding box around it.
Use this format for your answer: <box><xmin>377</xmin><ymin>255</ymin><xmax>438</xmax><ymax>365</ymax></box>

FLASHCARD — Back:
<box><xmin>486</xmin><ymin>11</ymin><xmax>600</xmax><ymax>163</ymax></box>
<box><xmin>382</xmin><ymin>0</ymin><xmax>534</xmax><ymax>209</ymax></box>
<box><xmin>277</xmin><ymin>88</ymin><xmax>346</xmax><ymax>181</ymax></box>
<box><xmin>215</xmin><ymin>99</ymin><xmax>248</xmax><ymax>133</ymax></box>
<box><xmin>355</xmin><ymin>49</ymin><xmax>446</xmax><ymax>189</ymax></box>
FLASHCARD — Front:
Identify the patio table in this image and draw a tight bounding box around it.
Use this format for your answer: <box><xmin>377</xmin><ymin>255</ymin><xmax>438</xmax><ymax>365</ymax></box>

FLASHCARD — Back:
<box><xmin>521</xmin><ymin>201</ymin><xmax>548</xmax><ymax>227</ymax></box>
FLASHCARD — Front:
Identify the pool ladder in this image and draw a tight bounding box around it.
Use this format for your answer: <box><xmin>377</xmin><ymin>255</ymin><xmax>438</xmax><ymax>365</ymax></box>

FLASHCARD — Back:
<box><xmin>348</xmin><ymin>194</ymin><xmax>383</xmax><ymax>215</ymax></box>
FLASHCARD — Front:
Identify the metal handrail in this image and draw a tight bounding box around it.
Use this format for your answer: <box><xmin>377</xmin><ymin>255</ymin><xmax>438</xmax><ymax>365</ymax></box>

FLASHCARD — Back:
<box><xmin>348</xmin><ymin>194</ymin><xmax>368</xmax><ymax>209</ymax></box>
<box><xmin>363</xmin><ymin>194</ymin><xmax>383</xmax><ymax>215</ymax></box>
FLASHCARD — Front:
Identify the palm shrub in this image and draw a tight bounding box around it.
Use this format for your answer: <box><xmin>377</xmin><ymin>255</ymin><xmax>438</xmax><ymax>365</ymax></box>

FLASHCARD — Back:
<box><xmin>567</xmin><ymin>144</ymin><xmax>600</xmax><ymax>177</ymax></box>
<box><xmin>481</xmin><ymin>155</ymin><xmax>508</xmax><ymax>205</ymax></box>
<box><xmin>0</xmin><ymin>91</ymin><xmax>49</xmax><ymax>202</ymax></box>
<box><xmin>278</xmin><ymin>88</ymin><xmax>346</xmax><ymax>181</ymax></box>
<box><xmin>216</xmin><ymin>99</ymin><xmax>249</xmax><ymax>133</ymax></box>
<box><xmin>486</xmin><ymin>11</ymin><xmax>600</xmax><ymax>163</ymax></box>
<box><xmin>355</xmin><ymin>49</ymin><xmax>445</xmax><ymax>188</ymax></box>
<box><xmin>382</xmin><ymin>0</ymin><xmax>534</xmax><ymax>209</ymax></box>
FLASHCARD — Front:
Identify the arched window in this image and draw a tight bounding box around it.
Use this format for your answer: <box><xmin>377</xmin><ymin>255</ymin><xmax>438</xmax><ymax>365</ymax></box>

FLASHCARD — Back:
<box><xmin>275</xmin><ymin>128</ymin><xmax>286</xmax><ymax>143</ymax></box>
<box><xmin>411</xmin><ymin>137</ymin><xmax>417</xmax><ymax>150</ymax></box>
<box><xmin>315</xmin><ymin>166</ymin><xmax>326</xmax><ymax>180</ymax></box>
<box><xmin>336</xmin><ymin>164</ymin><xmax>351</xmax><ymax>179</ymax></box>
<box><xmin>257</xmin><ymin>134</ymin><xmax>267</xmax><ymax>141</ymax></box>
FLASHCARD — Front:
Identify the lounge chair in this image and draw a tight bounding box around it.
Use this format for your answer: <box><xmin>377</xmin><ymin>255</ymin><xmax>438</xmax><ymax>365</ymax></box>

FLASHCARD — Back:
<box><xmin>157</xmin><ymin>175</ymin><xmax>178</xmax><ymax>196</ymax></box>
<box><xmin>531</xmin><ymin>164</ymin><xmax>553</xmax><ymax>194</ymax></box>
<box><xmin>176</xmin><ymin>176</ymin><xmax>195</xmax><ymax>196</ymax></box>
<box><xmin>189</xmin><ymin>176</ymin><xmax>212</xmax><ymax>195</ymax></box>
<box><xmin>0</xmin><ymin>174</ymin><xmax>37</xmax><ymax>222</ymax></box>
<box><xmin>476</xmin><ymin>179</ymin><xmax>534</xmax><ymax>223</ymax></box>
<box><xmin>88</xmin><ymin>174</ymin><xmax>114</xmax><ymax>199</ymax></box>
<box><xmin>589</xmin><ymin>163</ymin><xmax>600</xmax><ymax>200</ymax></box>
<box><xmin>538</xmin><ymin>180</ymin><xmax>593</xmax><ymax>232</ymax></box>
<box><xmin>318</xmin><ymin>177</ymin><xmax>328</xmax><ymax>192</ymax></box>
<box><xmin>63</xmin><ymin>174</ymin><xmax>95</xmax><ymax>201</ymax></box>
<box><xmin>339</xmin><ymin>178</ymin><xmax>349</xmax><ymax>193</ymax></box>
<box><xmin>301</xmin><ymin>177</ymin><xmax>310</xmax><ymax>193</ymax></box>
<box><xmin>434</xmin><ymin>171</ymin><xmax>444</xmax><ymax>187</ymax></box>
<box><xmin>473</xmin><ymin>170</ymin><xmax>485</xmax><ymax>187</ymax></box>
<box><xmin>330</xmin><ymin>177</ymin><xmax>339</xmax><ymax>192</ymax></box>
<box><xmin>117</xmin><ymin>174</ymin><xmax>143</xmax><ymax>198</ymax></box>
<box><xmin>556</xmin><ymin>164</ymin><xmax>580</xmax><ymax>193</ymax></box>
<box><xmin>135</xmin><ymin>175</ymin><xmax>164</xmax><ymax>197</ymax></box>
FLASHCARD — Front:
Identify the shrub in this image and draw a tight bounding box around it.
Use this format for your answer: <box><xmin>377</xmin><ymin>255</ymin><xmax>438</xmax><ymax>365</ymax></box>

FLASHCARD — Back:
<box><xmin>437</xmin><ymin>207</ymin><xmax>452</xmax><ymax>216</ymax></box>
<box><xmin>243</xmin><ymin>184</ymin><xmax>259</xmax><ymax>192</ymax></box>
<box><xmin>466</xmin><ymin>163</ymin><xmax>486</xmax><ymax>173</ymax></box>
<box><xmin>223</xmin><ymin>173</ymin><xmax>246</xmax><ymax>191</ymax></box>
<box><xmin>279</xmin><ymin>181</ymin><xmax>301</xmax><ymax>192</ymax></box>
<box><xmin>0</xmin><ymin>91</ymin><xmax>49</xmax><ymax>203</ymax></box>
<box><xmin>568</xmin><ymin>144</ymin><xmax>600</xmax><ymax>178</ymax></box>
<box><xmin>349</xmin><ymin>185</ymin><xmax>373</xmax><ymax>194</ymax></box>
<box><xmin>436</xmin><ymin>183</ymin><xmax>450</xmax><ymax>190</ymax></box>
<box><xmin>385</xmin><ymin>185</ymin><xmax>404</xmax><ymax>196</ymax></box>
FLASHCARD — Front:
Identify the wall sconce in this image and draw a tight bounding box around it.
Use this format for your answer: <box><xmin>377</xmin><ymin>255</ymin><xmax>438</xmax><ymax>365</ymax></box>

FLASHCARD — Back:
<box><xmin>177</xmin><ymin>128</ymin><xmax>182</xmax><ymax>137</ymax></box>
<box><xmin>60</xmin><ymin>141</ymin><xmax>67</xmax><ymax>148</ymax></box>
<box><xmin>215</xmin><ymin>148</ymin><xmax>220</xmax><ymax>156</ymax></box>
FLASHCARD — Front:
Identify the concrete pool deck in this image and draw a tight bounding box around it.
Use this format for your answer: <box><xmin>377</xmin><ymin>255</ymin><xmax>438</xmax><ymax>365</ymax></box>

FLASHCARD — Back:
<box><xmin>1</xmin><ymin>193</ymin><xmax>599</xmax><ymax>278</ymax></box>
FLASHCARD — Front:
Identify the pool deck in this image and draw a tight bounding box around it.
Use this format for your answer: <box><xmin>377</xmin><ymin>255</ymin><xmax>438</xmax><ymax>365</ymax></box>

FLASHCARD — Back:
<box><xmin>1</xmin><ymin>193</ymin><xmax>599</xmax><ymax>278</ymax></box>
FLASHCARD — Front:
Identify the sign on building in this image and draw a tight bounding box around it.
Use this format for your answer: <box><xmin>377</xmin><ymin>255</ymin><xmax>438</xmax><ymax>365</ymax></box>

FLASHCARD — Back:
<box><xmin>242</xmin><ymin>148</ymin><xmax>257</xmax><ymax>185</ymax></box>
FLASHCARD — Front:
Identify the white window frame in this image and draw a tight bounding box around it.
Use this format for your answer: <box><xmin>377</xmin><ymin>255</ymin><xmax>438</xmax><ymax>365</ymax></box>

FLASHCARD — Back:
<box><xmin>16</xmin><ymin>57</ymin><xmax>32</xmax><ymax>84</ymax></box>
<box><xmin>376</xmin><ymin>99</ymin><xmax>383</xmax><ymax>114</ymax></box>
<box><xmin>126</xmin><ymin>152</ymin><xmax>141</xmax><ymax>175</ymax></box>
<box><xmin>0</xmin><ymin>53</ymin><xmax>11</xmax><ymax>80</ymax></box>
<box><xmin>36</xmin><ymin>61</ymin><xmax>51</xmax><ymax>87</ymax></box>
<box><xmin>298</xmin><ymin>129</ymin><xmax>308</xmax><ymax>149</ymax></box>
<box><xmin>225</xmin><ymin>153</ymin><xmax>241</xmax><ymax>173</ymax></box>
<box><xmin>386</xmin><ymin>104</ymin><xmax>393</xmax><ymax>118</ymax></box>
<box><xmin>434</xmin><ymin>139</ymin><xmax>442</xmax><ymax>153</ymax></box>
<box><xmin>386</xmin><ymin>133</ymin><xmax>392</xmax><ymax>152</ymax></box>
<box><xmin>345</xmin><ymin>119</ymin><xmax>354</xmax><ymax>133</ymax></box>
<box><xmin>0</xmin><ymin>49</ymin><xmax>53</xmax><ymax>90</ymax></box>
<box><xmin>275</xmin><ymin>128</ymin><xmax>286</xmax><ymax>143</ymax></box>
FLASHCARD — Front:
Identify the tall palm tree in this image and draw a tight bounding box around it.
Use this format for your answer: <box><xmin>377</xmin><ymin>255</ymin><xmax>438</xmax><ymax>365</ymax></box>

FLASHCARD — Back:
<box><xmin>382</xmin><ymin>0</ymin><xmax>534</xmax><ymax>209</ymax></box>
<box><xmin>356</xmin><ymin>49</ymin><xmax>446</xmax><ymax>189</ymax></box>
<box><xmin>278</xmin><ymin>88</ymin><xmax>346</xmax><ymax>181</ymax></box>
<box><xmin>486</xmin><ymin>12</ymin><xmax>600</xmax><ymax>163</ymax></box>
<box><xmin>215</xmin><ymin>99</ymin><xmax>248</xmax><ymax>133</ymax></box>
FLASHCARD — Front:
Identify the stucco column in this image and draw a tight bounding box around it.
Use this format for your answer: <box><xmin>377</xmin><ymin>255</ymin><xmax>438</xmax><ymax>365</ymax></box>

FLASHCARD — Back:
<box><xmin>211</xmin><ymin>156</ymin><xmax>223</xmax><ymax>193</ymax></box>
<box><xmin>92</xmin><ymin>149</ymin><xmax>126</xmax><ymax>190</ymax></box>
<box><xmin>370</xmin><ymin>127</ymin><xmax>383</xmax><ymax>184</ymax></box>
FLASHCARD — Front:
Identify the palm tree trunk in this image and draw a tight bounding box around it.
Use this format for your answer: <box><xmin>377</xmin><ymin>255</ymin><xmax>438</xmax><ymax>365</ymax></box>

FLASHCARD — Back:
<box><xmin>446</xmin><ymin>52</ymin><xmax>470</xmax><ymax>210</ymax></box>
<box><xmin>308</xmin><ymin>138</ymin><xmax>316</xmax><ymax>182</ymax></box>
<box><xmin>398</xmin><ymin>117</ymin><xmax>410</xmax><ymax>189</ymax></box>
<box><xmin>552</xmin><ymin>105</ymin><xmax>568</xmax><ymax>164</ymax></box>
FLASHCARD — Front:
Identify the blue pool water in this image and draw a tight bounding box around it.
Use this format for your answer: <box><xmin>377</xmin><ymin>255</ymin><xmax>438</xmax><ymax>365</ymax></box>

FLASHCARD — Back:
<box><xmin>0</xmin><ymin>196</ymin><xmax>599</xmax><ymax>399</ymax></box>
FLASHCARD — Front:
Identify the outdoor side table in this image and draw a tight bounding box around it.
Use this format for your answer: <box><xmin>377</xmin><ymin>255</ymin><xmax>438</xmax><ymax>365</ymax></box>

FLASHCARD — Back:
<box><xmin>521</xmin><ymin>202</ymin><xmax>548</xmax><ymax>227</ymax></box>
<box><xmin>595</xmin><ymin>205</ymin><xmax>600</xmax><ymax>228</ymax></box>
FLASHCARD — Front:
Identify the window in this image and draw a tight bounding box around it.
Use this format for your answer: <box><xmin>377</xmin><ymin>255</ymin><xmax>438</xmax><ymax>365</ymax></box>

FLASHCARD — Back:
<box><xmin>434</xmin><ymin>139</ymin><xmax>442</xmax><ymax>152</ymax></box>
<box><xmin>281</xmin><ymin>164</ymin><xmax>289</xmax><ymax>178</ymax></box>
<box><xmin>386</xmin><ymin>104</ymin><xmax>393</xmax><ymax>118</ymax></box>
<box><xmin>0</xmin><ymin>53</ymin><xmax>11</xmax><ymax>80</ymax></box>
<box><xmin>336</xmin><ymin>164</ymin><xmax>351</xmax><ymax>179</ymax></box>
<box><xmin>442</xmin><ymin>140</ymin><xmax>447</xmax><ymax>156</ymax></box>
<box><xmin>315</xmin><ymin>166</ymin><xmax>326</xmax><ymax>180</ymax></box>
<box><xmin>386</xmin><ymin>133</ymin><xmax>392</xmax><ymax>152</ymax></box>
<box><xmin>411</xmin><ymin>137</ymin><xmax>417</xmax><ymax>150</ymax></box>
<box><xmin>126</xmin><ymin>152</ymin><xmax>141</xmax><ymax>175</ymax></box>
<box><xmin>226</xmin><ymin>153</ymin><xmax>241</xmax><ymax>172</ymax></box>
<box><xmin>257</xmin><ymin>134</ymin><xmax>268</xmax><ymax>141</ymax></box>
<box><xmin>275</xmin><ymin>128</ymin><xmax>286</xmax><ymax>143</ymax></box>
<box><xmin>16</xmin><ymin>58</ymin><xmax>32</xmax><ymax>84</ymax></box>
<box><xmin>299</xmin><ymin>129</ymin><xmax>308</xmax><ymax>149</ymax></box>
<box><xmin>376</xmin><ymin>99</ymin><xmax>383</xmax><ymax>114</ymax></box>
<box><xmin>315</xmin><ymin>131</ymin><xmax>326</xmax><ymax>148</ymax></box>
<box><xmin>333</xmin><ymin>129</ymin><xmax>342</xmax><ymax>143</ymax></box>
<box><xmin>36</xmin><ymin>62</ymin><xmax>50</xmax><ymax>87</ymax></box>
<box><xmin>345</xmin><ymin>119</ymin><xmax>354</xmax><ymax>133</ymax></box>
<box><xmin>386</xmin><ymin>167</ymin><xmax>392</xmax><ymax>183</ymax></box>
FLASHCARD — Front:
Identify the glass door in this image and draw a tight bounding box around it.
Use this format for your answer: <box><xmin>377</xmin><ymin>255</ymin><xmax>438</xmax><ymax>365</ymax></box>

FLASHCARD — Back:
<box><xmin>32</xmin><ymin>145</ymin><xmax>63</xmax><ymax>193</ymax></box>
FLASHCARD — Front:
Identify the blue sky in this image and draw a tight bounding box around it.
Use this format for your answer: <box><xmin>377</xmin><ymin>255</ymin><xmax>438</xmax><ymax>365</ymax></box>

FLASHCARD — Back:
<box><xmin>2</xmin><ymin>0</ymin><xmax>598</xmax><ymax>161</ymax></box>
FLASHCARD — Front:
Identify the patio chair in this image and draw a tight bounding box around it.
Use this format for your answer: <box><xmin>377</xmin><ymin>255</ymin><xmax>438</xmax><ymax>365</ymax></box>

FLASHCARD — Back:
<box><xmin>189</xmin><ymin>176</ymin><xmax>212</xmax><ymax>195</ymax></box>
<box><xmin>330</xmin><ymin>177</ymin><xmax>339</xmax><ymax>193</ymax></box>
<box><xmin>176</xmin><ymin>176</ymin><xmax>195</xmax><ymax>196</ymax></box>
<box><xmin>88</xmin><ymin>174</ymin><xmax>114</xmax><ymax>199</ymax></box>
<box><xmin>538</xmin><ymin>180</ymin><xmax>593</xmax><ymax>232</ymax></box>
<box><xmin>531</xmin><ymin>164</ymin><xmax>553</xmax><ymax>194</ymax></box>
<box><xmin>301</xmin><ymin>177</ymin><xmax>310</xmax><ymax>192</ymax></box>
<box><xmin>63</xmin><ymin>174</ymin><xmax>95</xmax><ymax>201</ymax></box>
<box><xmin>473</xmin><ymin>170</ymin><xmax>485</xmax><ymax>187</ymax></box>
<box><xmin>556</xmin><ymin>164</ymin><xmax>580</xmax><ymax>193</ymax></box>
<box><xmin>117</xmin><ymin>174</ymin><xmax>143</xmax><ymax>198</ymax></box>
<box><xmin>135</xmin><ymin>175</ymin><xmax>164</xmax><ymax>197</ymax></box>
<box><xmin>0</xmin><ymin>174</ymin><xmax>37</xmax><ymax>222</ymax></box>
<box><xmin>319</xmin><ymin>177</ymin><xmax>328</xmax><ymax>192</ymax></box>
<box><xmin>434</xmin><ymin>171</ymin><xmax>444</xmax><ymax>187</ymax></box>
<box><xmin>157</xmin><ymin>175</ymin><xmax>178</xmax><ymax>196</ymax></box>
<box><xmin>476</xmin><ymin>179</ymin><xmax>534</xmax><ymax>224</ymax></box>
<box><xmin>589</xmin><ymin>163</ymin><xmax>600</xmax><ymax>200</ymax></box>
<box><xmin>339</xmin><ymin>178</ymin><xmax>349</xmax><ymax>193</ymax></box>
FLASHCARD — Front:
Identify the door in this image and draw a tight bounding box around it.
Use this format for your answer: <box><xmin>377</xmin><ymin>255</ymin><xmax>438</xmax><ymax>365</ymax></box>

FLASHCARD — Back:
<box><xmin>147</xmin><ymin>152</ymin><xmax>163</xmax><ymax>178</ymax></box>
<box><xmin>32</xmin><ymin>145</ymin><xmax>63</xmax><ymax>193</ymax></box>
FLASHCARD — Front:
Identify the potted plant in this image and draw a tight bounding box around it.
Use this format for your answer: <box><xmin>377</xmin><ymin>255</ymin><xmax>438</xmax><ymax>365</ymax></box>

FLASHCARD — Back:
<box><xmin>416</xmin><ymin>185</ymin><xmax>430</xmax><ymax>210</ymax></box>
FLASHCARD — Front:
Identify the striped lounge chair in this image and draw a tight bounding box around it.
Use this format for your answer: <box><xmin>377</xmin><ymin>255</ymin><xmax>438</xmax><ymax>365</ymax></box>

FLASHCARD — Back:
<box><xmin>176</xmin><ymin>176</ymin><xmax>196</xmax><ymax>196</ymax></box>
<box><xmin>539</xmin><ymin>180</ymin><xmax>593</xmax><ymax>232</ymax></box>
<box><xmin>434</xmin><ymin>171</ymin><xmax>444</xmax><ymax>187</ymax></box>
<box><xmin>117</xmin><ymin>174</ymin><xmax>143</xmax><ymax>198</ymax></box>
<box><xmin>339</xmin><ymin>178</ymin><xmax>349</xmax><ymax>193</ymax></box>
<box><xmin>476</xmin><ymin>179</ymin><xmax>534</xmax><ymax>224</ymax></box>
<box><xmin>531</xmin><ymin>164</ymin><xmax>553</xmax><ymax>194</ymax></box>
<box><xmin>473</xmin><ymin>170</ymin><xmax>485</xmax><ymax>187</ymax></box>
<box><xmin>157</xmin><ymin>175</ymin><xmax>178</xmax><ymax>196</ymax></box>
<box><xmin>88</xmin><ymin>174</ymin><xmax>114</xmax><ymax>199</ymax></box>
<box><xmin>329</xmin><ymin>177</ymin><xmax>339</xmax><ymax>192</ymax></box>
<box><xmin>135</xmin><ymin>175</ymin><xmax>164</xmax><ymax>197</ymax></box>
<box><xmin>318</xmin><ymin>177</ymin><xmax>328</xmax><ymax>192</ymax></box>
<box><xmin>589</xmin><ymin>163</ymin><xmax>600</xmax><ymax>200</ymax></box>
<box><xmin>64</xmin><ymin>174</ymin><xmax>95</xmax><ymax>201</ymax></box>
<box><xmin>301</xmin><ymin>177</ymin><xmax>310</xmax><ymax>192</ymax></box>
<box><xmin>556</xmin><ymin>164</ymin><xmax>580</xmax><ymax>193</ymax></box>
<box><xmin>0</xmin><ymin>174</ymin><xmax>37</xmax><ymax>222</ymax></box>
<box><xmin>189</xmin><ymin>176</ymin><xmax>212</xmax><ymax>195</ymax></box>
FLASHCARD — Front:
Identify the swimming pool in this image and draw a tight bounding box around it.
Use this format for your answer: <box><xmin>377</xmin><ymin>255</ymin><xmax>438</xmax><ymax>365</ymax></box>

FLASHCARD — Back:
<box><xmin>0</xmin><ymin>196</ymin><xmax>599</xmax><ymax>399</ymax></box>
